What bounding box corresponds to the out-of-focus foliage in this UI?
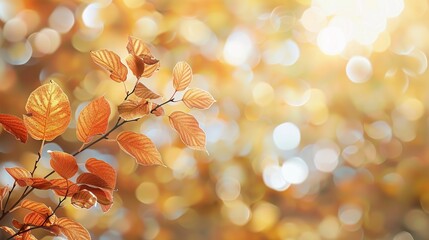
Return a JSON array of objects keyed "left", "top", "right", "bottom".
[{"left": 1, "top": 0, "right": 429, "bottom": 239}]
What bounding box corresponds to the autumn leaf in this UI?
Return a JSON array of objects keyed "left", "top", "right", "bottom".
[
  {"left": 50, "top": 179, "right": 79, "bottom": 197},
  {"left": 142, "top": 61, "right": 160, "bottom": 78},
  {"left": 0, "top": 113, "right": 28, "bottom": 143},
  {"left": 183, "top": 88, "right": 216, "bottom": 109},
  {"left": 85, "top": 158, "right": 116, "bottom": 190},
  {"left": 55, "top": 217, "right": 91, "bottom": 240},
  {"left": 150, "top": 104, "right": 165, "bottom": 117},
  {"left": 20, "top": 199, "right": 52, "bottom": 216},
  {"left": 90, "top": 49, "right": 128, "bottom": 82},
  {"left": 5, "top": 167, "right": 32, "bottom": 187},
  {"left": 30, "top": 178, "right": 53, "bottom": 190},
  {"left": 116, "top": 131, "right": 164, "bottom": 166},
  {"left": 76, "top": 96, "right": 111, "bottom": 143},
  {"left": 127, "top": 36, "right": 152, "bottom": 56},
  {"left": 134, "top": 82, "right": 161, "bottom": 99},
  {"left": 169, "top": 111, "right": 206, "bottom": 151},
  {"left": 126, "top": 54, "right": 145, "bottom": 79},
  {"left": 118, "top": 99, "right": 150, "bottom": 121},
  {"left": 173, "top": 61, "right": 192, "bottom": 91},
  {"left": 23, "top": 81, "right": 71, "bottom": 141},
  {"left": 0, "top": 185, "right": 9, "bottom": 202},
  {"left": 49, "top": 151, "right": 78, "bottom": 179},
  {"left": 78, "top": 185, "right": 113, "bottom": 212},
  {"left": 77, "top": 173, "right": 111, "bottom": 190},
  {"left": 24, "top": 212, "right": 47, "bottom": 226},
  {"left": 71, "top": 190, "right": 97, "bottom": 209}
]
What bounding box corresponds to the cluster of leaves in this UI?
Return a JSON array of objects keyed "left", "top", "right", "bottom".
[{"left": 0, "top": 36, "right": 215, "bottom": 239}]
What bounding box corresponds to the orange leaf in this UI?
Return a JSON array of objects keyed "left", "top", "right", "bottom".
[
  {"left": 173, "top": 61, "right": 192, "bottom": 91},
  {"left": 77, "top": 173, "right": 111, "bottom": 190},
  {"left": 71, "top": 190, "right": 97, "bottom": 209},
  {"left": 5, "top": 167, "right": 32, "bottom": 187},
  {"left": 0, "top": 185, "right": 9, "bottom": 202},
  {"left": 50, "top": 179, "right": 79, "bottom": 197},
  {"left": 23, "top": 81, "right": 71, "bottom": 141},
  {"left": 169, "top": 111, "right": 206, "bottom": 151},
  {"left": 151, "top": 104, "right": 165, "bottom": 117},
  {"left": 85, "top": 158, "right": 116, "bottom": 190},
  {"left": 0, "top": 113, "right": 28, "bottom": 143},
  {"left": 116, "top": 131, "right": 164, "bottom": 166},
  {"left": 23, "top": 212, "right": 46, "bottom": 226},
  {"left": 55, "top": 217, "right": 91, "bottom": 240},
  {"left": 183, "top": 88, "right": 216, "bottom": 109},
  {"left": 49, "top": 151, "right": 78, "bottom": 179},
  {"left": 135, "top": 83, "right": 160, "bottom": 99},
  {"left": 127, "top": 36, "right": 152, "bottom": 56},
  {"left": 79, "top": 185, "right": 113, "bottom": 209},
  {"left": 76, "top": 96, "right": 111, "bottom": 143},
  {"left": 118, "top": 99, "right": 150, "bottom": 121},
  {"left": 142, "top": 61, "right": 160, "bottom": 78},
  {"left": 126, "top": 54, "right": 145, "bottom": 79},
  {"left": 20, "top": 199, "right": 52, "bottom": 216},
  {"left": 90, "top": 49, "right": 128, "bottom": 82},
  {"left": 30, "top": 178, "right": 53, "bottom": 189}
]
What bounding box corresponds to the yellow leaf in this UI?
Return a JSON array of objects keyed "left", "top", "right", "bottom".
[
  {"left": 172, "top": 61, "right": 192, "bottom": 91},
  {"left": 76, "top": 96, "right": 111, "bottom": 143},
  {"left": 90, "top": 49, "right": 128, "bottom": 82},
  {"left": 118, "top": 99, "right": 150, "bottom": 121},
  {"left": 49, "top": 151, "right": 78, "bottom": 179},
  {"left": 168, "top": 111, "right": 206, "bottom": 151},
  {"left": 127, "top": 36, "right": 152, "bottom": 56},
  {"left": 142, "top": 61, "right": 160, "bottom": 78},
  {"left": 23, "top": 82, "right": 71, "bottom": 141},
  {"left": 183, "top": 88, "right": 216, "bottom": 109},
  {"left": 116, "top": 131, "right": 164, "bottom": 166},
  {"left": 134, "top": 83, "right": 160, "bottom": 99}
]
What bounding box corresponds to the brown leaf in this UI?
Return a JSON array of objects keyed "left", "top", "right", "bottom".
[
  {"left": 118, "top": 99, "right": 150, "bottom": 121},
  {"left": 173, "top": 61, "right": 192, "bottom": 91},
  {"left": 77, "top": 173, "right": 111, "bottom": 190},
  {"left": 20, "top": 199, "right": 52, "bottom": 216},
  {"left": 79, "top": 185, "right": 113, "bottom": 211},
  {"left": 0, "top": 113, "right": 28, "bottom": 143},
  {"left": 49, "top": 151, "right": 78, "bottom": 179},
  {"left": 127, "top": 36, "right": 152, "bottom": 56},
  {"left": 126, "top": 54, "right": 145, "bottom": 79},
  {"left": 169, "top": 111, "right": 206, "bottom": 151},
  {"left": 85, "top": 158, "right": 116, "bottom": 190},
  {"left": 142, "top": 61, "right": 160, "bottom": 78},
  {"left": 5, "top": 167, "right": 32, "bottom": 187},
  {"left": 23, "top": 81, "right": 71, "bottom": 141},
  {"left": 142, "top": 55, "right": 159, "bottom": 65},
  {"left": 76, "top": 96, "right": 111, "bottom": 143},
  {"left": 183, "top": 88, "right": 216, "bottom": 109},
  {"left": 151, "top": 104, "right": 165, "bottom": 117},
  {"left": 50, "top": 179, "right": 79, "bottom": 197},
  {"left": 55, "top": 217, "right": 91, "bottom": 240},
  {"left": 134, "top": 83, "right": 161, "bottom": 99},
  {"left": 71, "top": 190, "right": 97, "bottom": 209},
  {"left": 90, "top": 49, "right": 128, "bottom": 82},
  {"left": 116, "top": 131, "right": 164, "bottom": 166}
]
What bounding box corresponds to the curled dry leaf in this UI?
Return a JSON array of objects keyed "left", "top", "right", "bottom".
[
  {"left": 116, "top": 131, "right": 165, "bottom": 166},
  {"left": 76, "top": 96, "right": 111, "bottom": 143},
  {"left": 79, "top": 185, "right": 113, "bottom": 212},
  {"left": 49, "top": 151, "right": 78, "bottom": 179},
  {"left": 127, "top": 36, "right": 152, "bottom": 56},
  {"left": 0, "top": 113, "right": 28, "bottom": 143},
  {"left": 55, "top": 217, "right": 91, "bottom": 240},
  {"left": 85, "top": 158, "right": 116, "bottom": 190},
  {"left": 5, "top": 167, "right": 32, "bottom": 187},
  {"left": 183, "top": 88, "right": 216, "bottom": 109},
  {"left": 169, "top": 111, "right": 206, "bottom": 151},
  {"left": 126, "top": 54, "right": 145, "bottom": 79},
  {"left": 173, "top": 61, "right": 193, "bottom": 91},
  {"left": 71, "top": 190, "right": 97, "bottom": 209},
  {"left": 90, "top": 49, "right": 128, "bottom": 82},
  {"left": 134, "top": 82, "right": 161, "bottom": 99},
  {"left": 118, "top": 99, "right": 150, "bottom": 121},
  {"left": 23, "top": 81, "right": 71, "bottom": 141}
]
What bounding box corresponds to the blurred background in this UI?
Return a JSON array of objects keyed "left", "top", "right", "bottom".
[{"left": 1, "top": 0, "right": 429, "bottom": 239}]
